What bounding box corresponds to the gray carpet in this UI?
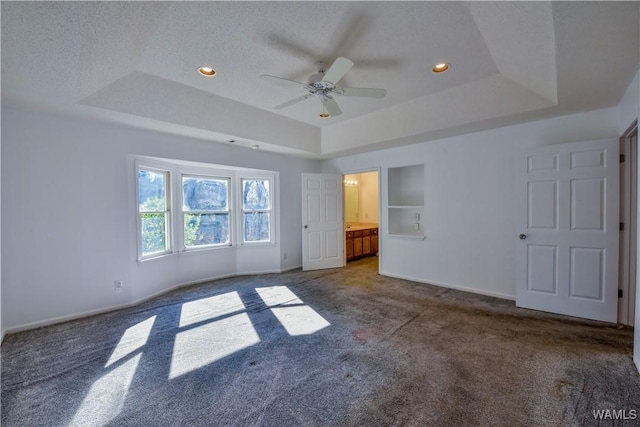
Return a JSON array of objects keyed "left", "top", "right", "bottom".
[{"left": 2, "top": 257, "right": 640, "bottom": 426}]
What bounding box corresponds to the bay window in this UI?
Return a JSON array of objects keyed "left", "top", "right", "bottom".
[
  {"left": 182, "top": 175, "right": 231, "bottom": 247},
  {"left": 136, "top": 157, "right": 277, "bottom": 260}
]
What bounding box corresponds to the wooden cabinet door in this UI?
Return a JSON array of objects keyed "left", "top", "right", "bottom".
[
  {"left": 346, "top": 228, "right": 378, "bottom": 261},
  {"left": 363, "top": 236, "right": 371, "bottom": 254},
  {"left": 346, "top": 236, "right": 354, "bottom": 259},
  {"left": 354, "top": 237, "right": 363, "bottom": 256}
]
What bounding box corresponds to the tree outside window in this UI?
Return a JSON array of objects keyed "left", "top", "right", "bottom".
[
  {"left": 138, "top": 169, "right": 171, "bottom": 257},
  {"left": 137, "top": 160, "right": 276, "bottom": 259},
  {"left": 183, "top": 176, "right": 230, "bottom": 247},
  {"left": 241, "top": 179, "right": 271, "bottom": 243}
]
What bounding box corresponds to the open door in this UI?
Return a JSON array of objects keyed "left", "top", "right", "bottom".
[
  {"left": 619, "top": 125, "right": 638, "bottom": 325},
  {"left": 302, "top": 173, "right": 344, "bottom": 271},
  {"left": 516, "top": 138, "right": 619, "bottom": 322}
]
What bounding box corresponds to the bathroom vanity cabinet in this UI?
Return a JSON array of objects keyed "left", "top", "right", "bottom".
[{"left": 346, "top": 226, "right": 378, "bottom": 261}]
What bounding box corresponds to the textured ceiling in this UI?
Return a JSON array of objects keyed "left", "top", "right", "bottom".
[{"left": 1, "top": 1, "right": 638, "bottom": 158}]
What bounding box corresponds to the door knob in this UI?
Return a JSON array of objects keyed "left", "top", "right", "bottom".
[
  {"left": 304, "top": 225, "right": 308, "bottom": 229},
  {"left": 519, "top": 234, "right": 527, "bottom": 240}
]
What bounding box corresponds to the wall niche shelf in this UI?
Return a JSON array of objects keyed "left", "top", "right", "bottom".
[
  {"left": 387, "top": 232, "right": 426, "bottom": 240},
  {"left": 387, "top": 164, "right": 425, "bottom": 238}
]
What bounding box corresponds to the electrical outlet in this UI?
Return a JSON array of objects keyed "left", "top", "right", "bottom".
[
  {"left": 415, "top": 223, "right": 420, "bottom": 230},
  {"left": 114, "top": 280, "right": 123, "bottom": 292}
]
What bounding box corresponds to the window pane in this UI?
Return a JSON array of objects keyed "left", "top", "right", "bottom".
[
  {"left": 184, "top": 213, "right": 229, "bottom": 246},
  {"left": 242, "top": 180, "right": 270, "bottom": 210},
  {"left": 141, "top": 213, "right": 167, "bottom": 255},
  {"left": 243, "top": 212, "right": 270, "bottom": 242},
  {"left": 183, "top": 177, "right": 228, "bottom": 212},
  {"left": 138, "top": 170, "right": 166, "bottom": 211}
]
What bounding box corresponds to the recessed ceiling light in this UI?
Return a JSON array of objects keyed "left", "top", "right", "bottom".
[
  {"left": 198, "top": 66, "right": 216, "bottom": 77},
  {"left": 319, "top": 113, "right": 330, "bottom": 119},
  {"left": 432, "top": 63, "right": 450, "bottom": 73}
]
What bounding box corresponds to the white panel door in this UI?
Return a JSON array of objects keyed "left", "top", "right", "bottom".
[
  {"left": 302, "top": 173, "right": 344, "bottom": 271},
  {"left": 516, "top": 139, "right": 619, "bottom": 322}
]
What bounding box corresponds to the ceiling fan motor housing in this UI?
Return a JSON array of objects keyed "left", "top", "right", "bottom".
[
  {"left": 262, "top": 57, "right": 385, "bottom": 117},
  {"left": 314, "top": 61, "right": 327, "bottom": 73},
  {"left": 308, "top": 73, "right": 325, "bottom": 85},
  {"left": 308, "top": 61, "right": 327, "bottom": 84}
]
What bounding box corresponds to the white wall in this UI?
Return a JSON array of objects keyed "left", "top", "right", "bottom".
[
  {"left": 1, "top": 107, "right": 320, "bottom": 332},
  {"left": 322, "top": 107, "right": 619, "bottom": 299},
  {"left": 620, "top": 69, "right": 639, "bottom": 134}
]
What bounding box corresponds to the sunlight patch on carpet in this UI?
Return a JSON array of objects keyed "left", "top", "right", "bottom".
[
  {"left": 105, "top": 316, "right": 156, "bottom": 368},
  {"left": 255, "top": 286, "right": 303, "bottom": 306},
  {"left": 169, "top": 312, "right": 260, "bottom": 379},
  {"left": 179, "top": 291, "right": 245, "bottom": 328},
  {"left": 257, "top": 286, "right": 330, "bottom": 336},
  {"left": 71, "top": 354, "right": 142, "bottom": 426},
  {"left": 270, "top": 306, "right": 330, "bottom": 335}
]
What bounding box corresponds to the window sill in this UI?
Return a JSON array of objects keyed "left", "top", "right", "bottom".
[
  {"left": 137, "top": 251, "right": 179, "bottom": 263},
  {"left": 237, "top": 241, "right": 277, "bottom": 248},
  {"left": 137, "top": 242, "right": 277, "bottom": 263}
]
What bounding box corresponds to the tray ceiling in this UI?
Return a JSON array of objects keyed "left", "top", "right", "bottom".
[{"left": 2, "top": 1, "right": 638, "bottom": 158}]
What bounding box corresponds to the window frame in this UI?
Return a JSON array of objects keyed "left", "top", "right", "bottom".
[
  {"left": 134, "top": 157, "right": 278, "bottom": 262},
  {"left": 239, "top": 175, "right": 275, "bottom": 245},
  {"left": 181, "top": 174, "right": 233, "bottom": 250},
  {"left": 136, "top": 164, "right": 172, "bottom": 260}
]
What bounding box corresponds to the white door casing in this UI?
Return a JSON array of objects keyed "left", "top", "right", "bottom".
[
  {"left": 516, "top": 139, "right": 619, "bottom": 323},
  {"left": 619, "top": 128, "right": 638, "bottom": 325},
  {"left": 302, "top": 173, "right": 344, "bottom": 271}
]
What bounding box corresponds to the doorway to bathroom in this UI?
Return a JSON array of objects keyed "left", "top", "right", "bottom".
[{"left": 343, "top": 170, "right": 380, "bottom": 263}]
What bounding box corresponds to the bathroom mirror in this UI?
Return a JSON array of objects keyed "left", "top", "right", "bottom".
[
  {"left": 344, "top": 171, "right": 379, "bottom": 226},
  {"left": 345, "top": 186, "right": 359, "bottom": 223}
]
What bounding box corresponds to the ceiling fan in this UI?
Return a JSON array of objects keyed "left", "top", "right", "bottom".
[{"left": 260, "top": 57, "right": 386, "bottom": 117}]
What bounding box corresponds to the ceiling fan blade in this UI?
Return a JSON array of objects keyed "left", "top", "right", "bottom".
[
  {"left": 338, "top": 87, "right": 387, "bottom": 98},
  {"left": 321, "top": 57, "right": 354, "bottom": 86},
  {"left": 322, "top": 97, "right": 342, "bottom": 116},
  {"left": 274, "top": 94, "right": 312, "bottom": 110},
  {"left": 266, "top": 34, "right": 318, "bottom": 61},
  {"left": 260, "top": 75, "right": 309, "bottom": 88}
]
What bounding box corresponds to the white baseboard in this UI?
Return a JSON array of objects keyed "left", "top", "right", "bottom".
[
  {"left": 280, "top": 264, "right": 302, "bottom": 273},
  {"left": 379, "top": 270, "right": 516, "bottom": 301},
  {"left": 4, "top": 302, "right": 142, "bottom": 334},
  {"left": 237, "top": 269, "right": 283, "bottom": 276},
  {"left": 3, "top": 265, "right": 303, "bottom": 336}
]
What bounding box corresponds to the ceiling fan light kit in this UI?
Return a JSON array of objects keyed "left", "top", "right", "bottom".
[{"left": 260, "top": 57, "right": 387, "bottom": 119}]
